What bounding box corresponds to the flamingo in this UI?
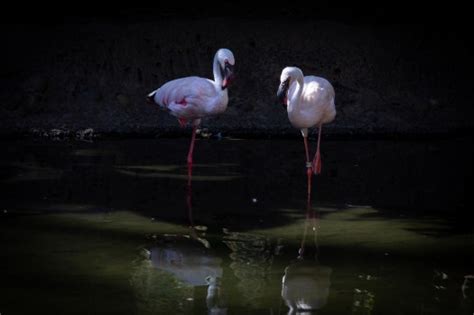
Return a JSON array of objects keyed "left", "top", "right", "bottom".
[
  {"left": 277, "top": 66, "right": 336, "bottom": 194},
  {"left": 147, "top": 48, "right": 235, "bottom": 184}
]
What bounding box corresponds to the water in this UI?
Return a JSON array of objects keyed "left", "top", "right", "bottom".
[{"left": 0, "top": 137, "right": 473, "bottom": 314}]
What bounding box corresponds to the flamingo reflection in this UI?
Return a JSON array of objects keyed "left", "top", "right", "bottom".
[
  {"left": 186, "top": 176, "right": 227, "bottom": 314},
  {"left": 281, "top": 193, "right": 332, "bottom": 314},
  {"left": 135, "top": 179, "right": 227, "bottom": 314}
]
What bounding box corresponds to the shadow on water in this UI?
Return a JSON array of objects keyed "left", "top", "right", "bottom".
[{"left": 1, "top": 137, "right": 474, "bottom": 314}]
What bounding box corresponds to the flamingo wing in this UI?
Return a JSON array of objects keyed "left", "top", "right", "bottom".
[
  {"left": 299, "top": 77, "right": 335, "bottom": 125},
  {"left": 155, "top": 77, "right": 218, "bottom": 120}
]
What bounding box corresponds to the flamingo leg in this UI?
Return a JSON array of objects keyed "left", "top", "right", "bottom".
[
  {"left": 298, "top": 206, "right": 311, "bottom": 259},
  {"left": 186, "top": 178, "right": 193, "bottom": 226},
  {"left": 303, "top": 136, "right": 312, "bottom": 202},
  {"left": 299, "top": 188, "right": 319, "bottom": 260},
  {"left": 186, "top": 176, "right": 199, "bottom": 242},
  {"left": 312, "top": 124, "right": 323, "bottom": 175},
  {"left": 187, "top": 125, "right": 198, "bottom": 186},
  {"left": 303, "top": 136, "right": 311, "bottom": 163}
]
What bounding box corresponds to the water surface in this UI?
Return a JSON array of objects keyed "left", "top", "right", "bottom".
[{"left": 1, "top": 137, "right": 473, "bottom": 314}]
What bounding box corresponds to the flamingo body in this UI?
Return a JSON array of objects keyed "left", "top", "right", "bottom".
[
  {"left": 152, "top": 76, "right": 229, "bottom": 123},
  {"left": 147, "top": 48, "right": 235, "bottom": 183},
  {"left": 277, "top": 66, "right": 336, "bottom": 176},
  {"left": 286, "top": 76, "right": 336, "bottom": 132}
]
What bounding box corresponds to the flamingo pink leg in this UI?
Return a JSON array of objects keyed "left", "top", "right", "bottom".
[
  {"left": 312, "top": 124, "right": 323, "bottom": 175},
  {"left": 187, "top": 125, "right": 197, "bottom": 186},
  {"left": 186, "top": 177, "right": 193, "bottom": 226},
  {"left": 303, "top": 136, "right": 312, "bottom": 201},
  {"left": 299, "top": 184, "right": 318, "bottom": 260},
  {"left": 298, "top": 206, "right": 311, "bottom": 259},
  {"left": 303, "top": 136, "right": 310, "bottom": 163}
]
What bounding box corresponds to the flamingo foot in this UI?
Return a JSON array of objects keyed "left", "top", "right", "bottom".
[
  {"left": 313, "top": 152, "right": 321, "bottom": 175},
  {"left": 306, "top": 162, "right": 312, "bottom": 199}
]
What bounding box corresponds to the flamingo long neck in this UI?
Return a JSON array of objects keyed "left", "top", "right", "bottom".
[
  {"left": 288, "top": 73, "right": 304, "bottom": 113},
  {"left": 213, "top": 54, "right": 223, "bottom": 87}
]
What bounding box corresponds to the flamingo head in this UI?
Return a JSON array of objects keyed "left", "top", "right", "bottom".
[
  {"left": 278, "top": 67, "right": 303, "bottom": 108},
  {"left": 217, "top": 48, "right": 235, "bottom": 89},
  {"left": 277, "top": 75, "right": 290, "bottom": 108}
]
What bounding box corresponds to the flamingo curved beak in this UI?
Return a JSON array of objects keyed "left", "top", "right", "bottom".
[
  {"left": 277, "top": 78, "right": 290, "bottom": 108},
  {"left": 222, "top": 62, "right": 234, "bottom": 89}
]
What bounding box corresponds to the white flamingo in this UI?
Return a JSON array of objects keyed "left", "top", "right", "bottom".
[
  {"left": 147, "top": 48, "right": 235, "bottom": 183},
  {"left": 277, "top": 66, "right": 336, "bottom": 186}
]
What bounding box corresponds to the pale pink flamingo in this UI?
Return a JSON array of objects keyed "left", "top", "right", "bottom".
[
  {"left": 147, "top": 48, "right": 235, "bottom": 184},
  {"left": 277, "top": 66, "right": 336, "bottom": 194}
]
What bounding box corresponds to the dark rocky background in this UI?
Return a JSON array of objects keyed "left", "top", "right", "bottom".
[{"left": 1, "top": 3, "right": 472, "bottom": 138}]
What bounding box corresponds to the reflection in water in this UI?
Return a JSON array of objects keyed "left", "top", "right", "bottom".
[
  {"left": 461, "top": 275, "right": 474, "bottom": 315},
  {"left": 462, "top": 275, "right": 474, "bottom": 300},
  {"left": 351, "top": 289, "right": 375, "bottom": 315},
  {"left": 149, "top": 240, "right": 222, "bottom": 286},
  {"left": 129, "top": 251, "right": 195, "bottom": 314},
  {"left": 282, "top": 259, "right": 332, "bottom": 314},
  {"left": 432, "top": 269, "right": 449, "bottom": 307},
  {"left": 206, "top": 275, "right": 227, "bottom": 315},
  {"left": 223, "top": 229, "right": 277, "bottom": 308},
  {"left": 2, "top": 139, "right": 474, "bottom": 315},
  {"left": 130, "top": 176, "right": 227, "bottom": 314},
  {"left": 130, "top": 245, "right": 226, "bottom": 314},
  {"left": 281, "top": 204, "right": 332, "bottom": 314}
]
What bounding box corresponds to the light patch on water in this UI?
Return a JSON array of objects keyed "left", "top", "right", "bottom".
[
  {"left": 2, "top": 162, "right": 63, "bottom": 182},
  {"left": 13, "top": 203, "right": 100, "bottom": 214},
  {"left": 250, "top": 206, "right": 474, "bottom": 256},
  {"left": 55, "top": 210, "right": 189, "bottom": 236},
  {"left": 115, "top": 168, "right": 241, "bottom": 181},
  {"left": 72, "top": 149, "right": 118, "bottom": 156},
  {"left": 116, "top": 164, "right": 181, "bottom": 172},
  {"left": 130, "top": 254, "right": 195, "bottom": 314}
]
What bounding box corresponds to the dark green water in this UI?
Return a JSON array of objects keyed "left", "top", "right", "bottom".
[{"left": 0, "top": 137, "right": 473, "bottom": 314}]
